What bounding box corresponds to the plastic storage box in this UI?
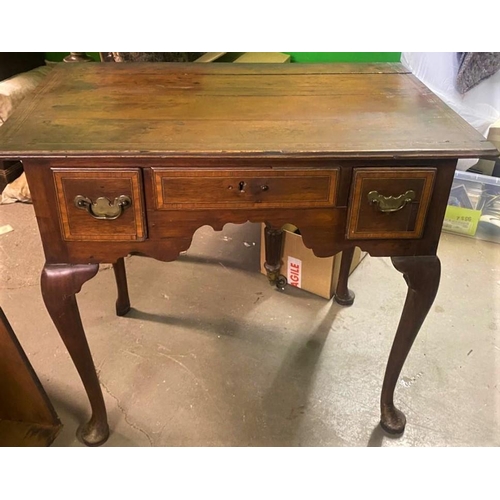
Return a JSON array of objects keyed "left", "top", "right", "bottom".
[{"left": 443, "top": 170, "right": 500, "bottom": 244}]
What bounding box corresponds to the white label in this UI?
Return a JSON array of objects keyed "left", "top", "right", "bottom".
[
  {"left": 287, "top": 256, "right": 302, "bottom": 289},
  {"left": 443, "top": 219, "right": 473, "bottom": 234}
]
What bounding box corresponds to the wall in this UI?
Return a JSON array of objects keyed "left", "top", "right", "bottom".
[
  {"left": 284, "top": 52, "right": 400, "bottom": 63},
  {"left": 45, "top": 52, "right": 401, "bottom": 63}
]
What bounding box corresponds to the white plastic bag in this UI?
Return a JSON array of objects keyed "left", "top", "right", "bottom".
[
  {"left": 401, "top": 52, "right": 500, "bottom": 170},
  {"left": 0, "top": 172, "right": 31, "bottom": 204}
]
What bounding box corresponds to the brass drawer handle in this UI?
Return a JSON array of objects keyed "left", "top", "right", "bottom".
[
  {"left": 367, "top": 190, "right": 415, "bottom": 213},
  {"left": 74, "top": 195, "right": 132, "bottom": 220}
]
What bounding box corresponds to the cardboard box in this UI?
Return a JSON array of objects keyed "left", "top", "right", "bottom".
[
  {"left": 195, "top": 52, "right": 291, "bottom": 64},
  {"left": 472, "top": 118, "right": 500, "bottom": 176},
  {"left": 234, "top": 53, "right": 291, "bottom": 64},
  {"left": 194, "top": 52, "right": 244, "bottom": 63},
  {"left": 259, "top": 224, "right": 366, "bottom": 299}
]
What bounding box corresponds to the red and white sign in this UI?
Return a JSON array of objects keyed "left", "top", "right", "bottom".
[{"left": 287, "top": 256, "right": 302, "bottom": 288}]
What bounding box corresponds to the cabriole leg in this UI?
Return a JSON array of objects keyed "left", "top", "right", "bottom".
[
  {"left": 113, "top": 257, "right": 131, "bottom": 316},
  {"left": 41, "top": 263, "right": 109, "bottom": 446},
  {"left": 380, "top": 255, "right": 440, "bottom": 434},
  {"left": 263, "top": 224, "right": 285, "bottom": 289},
  {"left": 334, "top": 247, "right": 356, "bottom": 306}
]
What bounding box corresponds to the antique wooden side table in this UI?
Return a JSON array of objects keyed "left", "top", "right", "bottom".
[{"left": 0, "top": 62, "right": 496, "bottom": 446}]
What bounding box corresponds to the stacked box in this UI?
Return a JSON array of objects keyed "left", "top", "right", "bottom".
[{"left": 443, "top": 170, "right": 500, "bottom": 244}]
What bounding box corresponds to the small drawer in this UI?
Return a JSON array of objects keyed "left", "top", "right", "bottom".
[
  {"left": 152, "top": 168, "right": 338, "bottom": 210},
  {"left": 347, "top": 168, "right": 436, "bottom": 239},
  {"left": 52, "top": 168, "right": 146, "bottom": 241}
]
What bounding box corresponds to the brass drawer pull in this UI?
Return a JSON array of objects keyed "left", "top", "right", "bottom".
[
  {"left": 74, "top": 195, "right": 132, "bottom": 220},
  {"left": 367, "top": 190, "right": 415, "bottom": 213}
]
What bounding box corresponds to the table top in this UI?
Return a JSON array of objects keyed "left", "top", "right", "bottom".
[{"left": 0, "top": 62, "right": 497, "bottom": 161}]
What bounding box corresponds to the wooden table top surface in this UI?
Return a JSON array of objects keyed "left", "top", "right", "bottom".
[{"left": 0, "top": 62, "right": 497, "bottom": 160}]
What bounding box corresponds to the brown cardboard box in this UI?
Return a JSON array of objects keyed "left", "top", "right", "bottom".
[
  {"left": 234, "top": 53, "right": 291, "bottom": 64},
  {"left": 260, "top": 224, "right": 366, "bottom": 299},
  {"left": 474, "top": 118, "right": 500, "bottom": 175},
  {"left": 195, "top": 52, "right": 290, "bottom": 64},
  {"left": 489, "top": 118, "right": 500, "bottom": 149}
]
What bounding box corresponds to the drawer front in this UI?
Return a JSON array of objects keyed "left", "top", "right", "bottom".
[
  {"left": 52, "top": 168, "right": 146, "bottom": 241},
  {"left": 347, "top": 168, "right": 436, "bottom": 239},
  {"left": 152, "top": 168, "right": 338, "bottom": 209}
]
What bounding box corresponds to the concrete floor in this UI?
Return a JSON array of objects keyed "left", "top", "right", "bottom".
[{"left": 1, "top": 202, "right": 499, "bottom": 446}]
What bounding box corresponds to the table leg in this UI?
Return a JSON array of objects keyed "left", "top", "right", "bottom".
[
  {"left": 41, "top": 264, "right": 109, "bottom": 446},
  {"left": 113, "top": 258, "right": 131, "bottom": 316},
  {"left": 263, "top": 224, "right": 285, "bottom": 288},
  {"left": 380, "top": 255, "right": 440, "bottom": 434},
  {"left": 334, "top": 247, "right": 356, "bottom": 306}
]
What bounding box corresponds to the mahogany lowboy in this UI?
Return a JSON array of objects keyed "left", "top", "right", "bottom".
[{"left": 0, "top": 62, "right": 497, "bottom": 446}]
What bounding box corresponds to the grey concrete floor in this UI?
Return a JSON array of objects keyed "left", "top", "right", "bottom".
[{"left": 1, "top": 202, "right": 499, "bottom": 446}]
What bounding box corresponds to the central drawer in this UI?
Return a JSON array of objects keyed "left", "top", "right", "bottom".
[{"left": 152, "top": 168, "right": 339, "bottom": 210}]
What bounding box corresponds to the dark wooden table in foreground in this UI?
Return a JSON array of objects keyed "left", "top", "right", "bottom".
[
  {"left": 0, "top": 308, "right": 62, "bottom": 446},
  {"left": 0, "top": 62, "right": 497, "bottom": 446}
]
